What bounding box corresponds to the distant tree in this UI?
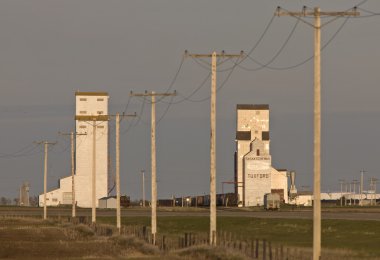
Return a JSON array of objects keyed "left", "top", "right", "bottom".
[
  {"left": 29, "top": 196, "right": 39, "bottom": 207},
  {"left": 130, "top": 200, "right": 142, "bottom": 206},
  {"left": 13, "top": 198, "right": 19, "bottom": 206},
  {"left": 0, "top": 197, "right": 12, "bottom": 205},
  {"left": 0, "top": 197, "right": 8, "bottom": 205}
]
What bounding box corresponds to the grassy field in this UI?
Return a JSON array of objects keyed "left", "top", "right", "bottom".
[
  {"left": 1, "top": 208, "right": 380, "bottom": 259},
  {"left": 96, "top": 216, "right": 380, "bottom": 258},
  {"left": 0, "top": 217, "right": 251, "bottom": 259}
]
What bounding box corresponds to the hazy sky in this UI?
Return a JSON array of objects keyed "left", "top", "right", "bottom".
[{"left": 1, "top": 0, "right": 380, "bottom": 200}]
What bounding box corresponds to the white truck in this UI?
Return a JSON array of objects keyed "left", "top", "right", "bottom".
[{"left": 264, "top": 193, "right": 280, "bottom": 210}]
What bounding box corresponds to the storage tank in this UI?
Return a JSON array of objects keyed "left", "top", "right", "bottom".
[{"left": 289, "top": 171, "right": 298, "bottom": 199}]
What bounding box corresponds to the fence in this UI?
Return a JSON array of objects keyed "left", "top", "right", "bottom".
[
  {"left": 1, "top": 215, "right": 313, "bottom": 259},
  {"left": 76, "top": 219, "right": 313, "bottom": 259}
]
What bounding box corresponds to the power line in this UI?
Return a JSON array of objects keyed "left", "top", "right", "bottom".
[
  {"left": 0, "top": 143, "right": 36, "bottom": 156},
  {"left": 0, "top": 143, "right": 42, "bottom": 159},
  {"left": 121, "top": 96, "right": 146, "bottom": 134},
  {"left": 237, "top": 15, "right": 350, "bottom": 71},
  {"left": 156, "top": 94, "right": 176, "bottom": 125},
  {"left": 154, "top": 54, "right": 185, "bottom": 104},
  {"left": 215, "top": 14, "right": 276, "bottom": 73},
  {"left": 236, "top": 2, "right": 366, "bottom": 72},
  {"left": 183, "top": 56, "right": 240, "bottom": 103},
  {"left": 161, "top": 71, "right": 211, "bottom": 105},
  {"left": 122, "top": 95, "right": 132, "bottom": 115},
  {"left": 239, "top": 18, "right": 300, "bottom": 72},
  {"left": 161, "top": 55, "right": 242, "bottom": 105},
  {"left": 118, "top": 54, "right": 185, "bottom": 129},
  {"left": 356, "top": 6, "right": 380, "bottom": 17}
]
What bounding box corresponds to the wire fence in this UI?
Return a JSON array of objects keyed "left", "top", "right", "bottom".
[
  {"left": 0, "top": 214, "right": 361, "bottom": 259},
  {"left": 63, "top": 216, "right": 312, "bottom": 260}
]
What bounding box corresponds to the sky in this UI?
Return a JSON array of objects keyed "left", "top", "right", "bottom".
[{"left": 0, "top": 0, "right": 380, "bottom": 200}]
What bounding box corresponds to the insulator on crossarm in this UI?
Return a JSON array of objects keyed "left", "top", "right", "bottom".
[{"left": 276, "top": 6, "right": 281, "bottom": 16}]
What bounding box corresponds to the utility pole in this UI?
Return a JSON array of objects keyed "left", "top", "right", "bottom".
[
  {"left": 374, "top": 178, "right": 378, "bottom": 206},
  {"left": 77, "top": 115, "right": 109, "bottom": 223},
  {"left": 59, "top": 131, "right": 87, "bottom": 218},
  {"left": 19, "top": 186, "right": 22, "bottom": 206},
  {"left": 91, "top": 119, "right": 97, "bottom": 223},
  {"left": 277, "top": 6, "right": 359, "bottom": 260},
  {"left": 141, "top": 170, "right": 145, "bottom": 207},
  {"left": 25, "top": 183, "right": 30, "bottom": 206},
  {"left": 352, "top": 180, "right": 358, "bottom": 206},
  {"left": 185, "top": 50, "right": 243, "bottom": 246},
  {"left": 369, "top": 177, "right": 373, "bottom": 205},
  {"left": 369, "top": 177, "right": 378, "bottom": 205},
  {"left": 339, "top": 179, "right": 344, "bottom": 207},
  {"left": 360, "top": 170, "right": 366, "bottom": 206},
  {"left": 35, "top": 141, "right": 56, "bottom": 220},
  {"left": 349, "top": 182, "right": 352, "bottom": 206},
  {"left": 130, "top": 91, "right": 176, "bottom": 245},
  {"left": 112, "top": 112, "right": 136, "bottom": 233}
]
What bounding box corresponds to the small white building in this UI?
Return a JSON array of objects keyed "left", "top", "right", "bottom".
[
  {"left": 289, "top": 191, "right": 313, "bottom": 206},
  {"left": 38, "top": 177, "right": 73, "bottom": 207},
  {"left": 98, "top": 196, "right": 117, "bottom": 209}
]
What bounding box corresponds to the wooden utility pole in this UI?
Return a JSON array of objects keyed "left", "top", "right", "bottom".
[
  {"left": 92, "top": 119, "right": 97, "bottom": 223},
  {"left": 185, "top": 50, "right": 243, "bottom": 246},
  {"left": 277, "top": 6, "right": 359, "bottom": 259},
  {"left": 59, "top": 131, "right": 87, "bottom": 218},
  {"left": 360, "top": 170, "right": 366, "bottom": 206},
  {"left": 369, "top": 177, "right": 378, "bottom": 205},
  {"left": 19, "top": 186, "right": 22, "bottom": 206},
  {"left": 130, "top": 91, "right": 176, "bottom": 245},
  {"left": 373, "top": 178, "right": 378, "bottom": 205},
  {"left": 70, "top": 132, "right": 76, "bottom": 217},
  {"left": 352, "top": 179, "right": 358, "bottom": 206},
  {"left": 339, "top": 179, "right": 345, "bottom": 206},
  {"left": 113, "top": 112, "right": 136, "bottom": 233},
  {"left": 35, "top": 141, "right": 56, "bottom": 220},
  {"left": 141, "top": 170, "right": 145, "bottom": 207},
  {"left": 76, "top": 115, "right": 109, "bottom": 223}
]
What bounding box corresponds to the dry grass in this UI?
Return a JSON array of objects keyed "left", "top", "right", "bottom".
[
  {"left": 1, "top": 216, "right": 378, "bottom": 259},
  {"left": 0, "top": 217, "right": 161, "bottom": 259},
  {"left": 175, "top": 245, "right": 249, "bottom": 260}
]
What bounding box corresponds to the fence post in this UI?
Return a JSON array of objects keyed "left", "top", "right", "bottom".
[
  {"left": 251, "top": 240, "right": 254, "bottom": 258},
  {"left": 255, "top": 239, "right": 259, "bottom": 258},
  {"left": 275, "top": 246, "right": 278, "bottom": 260},
  {"left": 263, "top": 239, "right": 267, "bottom": 260},
  {"left": 269, "top": 241, "right": 272, "bottom": 260},
  {"left": 161, "top": 235, "right": 166, "bottom": 251}
]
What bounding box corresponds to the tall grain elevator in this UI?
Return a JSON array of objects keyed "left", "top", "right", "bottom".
[
  {"left": 75, "top": 92, "right": 109, "bottom": 208},
  {"left": 234, "top": 104, "right": 288, "bottom": 206},
  {"left": 39, "top": 92, "right": 109, "bottom": 208}
]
